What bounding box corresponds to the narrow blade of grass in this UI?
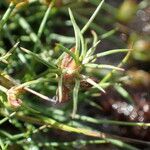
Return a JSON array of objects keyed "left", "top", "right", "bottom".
[
  {"left": 88, "top": 0, "right": 116, "bottom": 15},
  {"left": 82, "top": 75, "right": 105, "bottom": 93},
  {"left": 74, "top": 114, "right": 150, "bottom": 127},
  {"left": 20, "top": 47, "right": 57, "bottom": 69},
  {"left": 81, "top": 0, "right": 105, "bottom": 34},
  {"left": 25, "top": 87, "right": 56, "bottom": 103},
  {"left": 37, "top": 0, "right": 55, "bottom": 38},
  {"left": 72, "top": 79, "right": 80, "bottom": 118},
  {"left": 58, "top": 74, "right": 63, "bottom": 103},
  {"left": 72, "top": 11, "right": 123, "bottom": 46},
  {"left": 15, "top": 78, "right": 47, "bottom": 89},
  {"left": 69, "top": 8, "right": 81, "bottom": 57},
  {"left": 36, "top": 139, "right": 138, "bottom": 150},
  {"left": 92, "top": 30, "right": 98, "bottom": 46},
  {"left": 100, "top": 28, "right": 117, "bottom": 39},
  {"left": 106, "top": 138, "right": 139, "bottom": 150},
  {"left": 16, "top": 14, "right": 39, "bottom": 43},
  {"left": 84, "top": 30, "right": 100, "bottom": 59},
  {"left": 100, "top": 49, "right": 132, "bottom": 84},
  {"left": 86, "top": 49, "right": 130, "bottom": 62},
  {"left": 114, "top": 84, "right": 134, "bottom": 104},
  {"left": 0, "top": 112, "right": 16, "bottom": 125},
  {"left": 85, "top": 63, "right": 124, "bottom": 71},
  {"left": 0, "top": 2, "right": 15, "bottom": 31},
  {"left": 83, "top": 40, "right": 101, "bottom": 63},
  {"left": 50, "top": 33, "right": 75, "bottom": 44},
  {"left": 0, "top": 42, "right": 19, "bottom": 63},
  {"left": 16, "top": 14, "right": 45, "bottom": 51}
]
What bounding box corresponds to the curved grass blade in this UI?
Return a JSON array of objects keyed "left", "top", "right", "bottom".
[
  {"left": 58, "top": 74, "right": 63, "bottom": 103},
  {"left": 114, "top": 84, "right": 134, "bottom": 104},
  {"left": 81, "top": 0, "right": 105, "bottom": 34},
  {"left": 100, "top": 28, "right": 117, "bottom": 39},
  {"left": 36, "top": 139, "right": 138, "bottom": 150},
  {"left": 87, "top": 49, "right": 130, "bottom": 63},
  {"left": 100, "top": 49, "right": 132, "bottom": 84},
  {"left": 0, "top": 2, "right": 15, "bottom": 31},
  {"left": 74, "top": 114, "right": 150, "bottom": 127},
  {"left": 0, "top": 42, "right": 19, "bottom": 63},
  {"left": 37, "top": 0, "right": 55, "bottom": 38},
  {"left": 0, "top": 112, "right": 16, "bottom": 125},
  {"left": 106, "top": 138, "right": 139, "bottom": 150},
  {"left": 20, "top": 47, "right": 57, "bottom": 69},
  {"left": 82, "top": 75, "right": 105, "bottom": 93},
  {"left": 69, "top": 8, "right": 85, "bottom": 59},
  {"left": 69, "top": 8, "right": 81, "bottom": 57},
  {"left": 72, "top": 79, "right": 80, "bottom": 118},
  {"left": 83, "top": 40, "right": 101, "bottom": 64},
  {"left": 84, "top": 30, "right": 100, "bottom": 59},
  {"left": 85, "top": 63, "right": 124, "bottom": 71}
]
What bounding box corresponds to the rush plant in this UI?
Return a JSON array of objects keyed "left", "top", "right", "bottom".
[
  {"left": 1, "top": 1, "right": 144, "bottom": 150},
  {"left": 16, "top": 0, "right": 130, "bottom": 117}
]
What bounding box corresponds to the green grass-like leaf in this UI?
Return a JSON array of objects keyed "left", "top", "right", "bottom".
[
  {"left": 85, "top": 63, "right": 124, "bottom": 71},
  {"left": 82, "top": 75, "right": 105, "bottom": 93},
  {"left": 0, "top": 2, "right": 15, "bottom": 31},
  {"left": 81, "top": 0, "right": 105, "bottom": 34},
  {"left": 72, "top": 79, "right": 80, "bottom": 118},
  {"left": 20, "top": 47, "right": 58, "bottom": 69}
]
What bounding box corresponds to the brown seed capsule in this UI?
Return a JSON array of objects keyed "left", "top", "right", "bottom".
[
  {"left": 61, "top": 47, "right": 80, "bottom": 83},
  {"left": 7, "top": 87, "right": 23, "bottom": 108},
  {"left": 56, "top": 48, "right": 80, "bottom": 103}
]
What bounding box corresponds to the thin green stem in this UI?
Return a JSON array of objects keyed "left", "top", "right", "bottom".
[
  {"left": 100, "top": 50, "right": 132, "bottom": 84},
  {"left": 24, "top": 87, "right": 56, "bottom": 103},
  {"left": 84, "top": 40, "right": 101, "bottom": 61},
  {"left": 0, "top": 2, "right": 15, "bottom": 31},
  {"left": 0, "top": 130, "right": 24, "bottom": 140},
  {"left": 16, "top": 14, "right": 39, "bottom": 43},
  {"left": 72, "top": 79, "right": 80, "bottom": 118},
  {"left": 114, "top": 84, "right": 134, "bottom": 104},
  {"left": 86, "top": 49, "right": 130, "bottom": 63},
  {"left": 89, "top": 0, "right": 116, "bottom": 15},
  {"left": 0, "top": 42, "right": 19, "bottom": 63},
  {"left": 37, "top": 0, "right": 55, "bottom": 38},
  {"left": 20, "top": 47, "right": 58, "bottom": 69},
  {"left": 58, "top": 74, "right": 63, "bottom": 103},
  {"left": 100, "top": 28, "right": 117, "bottom": 39},
  {"left": 15, "top": 78, "right": 46, "bottom": 89},
  {"left": 85, "top": 63, "right": 124, "bottom": 71},
  {"left": 70, "top": 11, "right": 124, "bottom": 46},
  {"left": 82, "top": 75, "right": 105, "bottom": 93},
  {"left": 106, "top": 138, "right": 139, "bottom": 150},
  {"left": 68, "top": 8, "right": 81, "bottom": 57},
  {"left": 36, "top": 139, "right": 138, "bottom": 150},
  {"left": 74, "top": 114, "right": 150, "bottom": 127},
  {"left": 0, "top": 112, "right": 16, "bottom": 125},
  {"left": 81, "top": 0, "right": 105, "bottom": 34}
]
